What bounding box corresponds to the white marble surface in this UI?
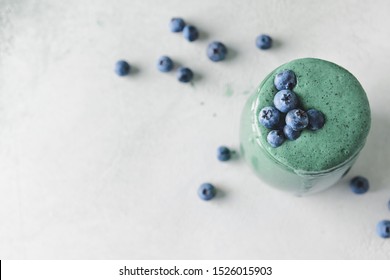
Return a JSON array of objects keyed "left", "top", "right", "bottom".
[{"left": 1, "top": 0, "right": 390, "bottom": 259}]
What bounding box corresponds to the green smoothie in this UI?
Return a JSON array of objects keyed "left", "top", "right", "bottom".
[{"left": 240, "top": 58, "right": 371, "bottom": 195}]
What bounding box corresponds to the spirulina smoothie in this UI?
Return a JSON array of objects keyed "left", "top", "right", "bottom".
[{"left": 240, "top": 58, "right": 371, "bottom": 195}]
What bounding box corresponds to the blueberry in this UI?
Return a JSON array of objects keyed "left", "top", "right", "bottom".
[
  {"left": 183, "top": 25, "right": 199, "bottom": 42},
  {"left": 259, "top": 106, "right": 281, "bottom": 129},
  {"left": 307, "top": 109, "right": 325, "bottom": 130},
  {"left": 349, "top": 176, "right": 369, "bottom": 194},
  {"left": 217, "top": 146, "right": 231, "bottom": 161},
  {"left": 273, "top": 90, "right": 299, "bottom": 113},
  {"left": 207, "top": 41, "right": 228, "bottom": 62},
  {"left": 283, "top": 125, "right": 301, "bottom": 140},
  {"left": 274, "top": 70, "right": 297, "bottom": 90},
  {"left": 285, "top": 109, "right": 309, "bottom": 131},
  {"left": 115, "top": 60, "right": 131, "bottom": 76},
  {"left": 267, "top": 130, "right": 285, "bottom": 148},
  {"left": 376, "top": 220, "right": 390, "bottom": 238},
  {"left": 170, "top": 18, "right": 185, "bottom": 32},
  {"left": 176, "top": 67, "right": 193, "bottom": 83},
  {"left": 256, "top": 34, "right": 272, "bottom": 50},
  {"left": 198, "top": 183, "right": 216, "bottom": 201},
  {"left": 157, "top": 56, "right": 174, "bottom": 72}
]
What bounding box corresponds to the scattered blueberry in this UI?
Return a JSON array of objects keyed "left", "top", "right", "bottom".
[
  {"left": 157, "top": 56, "right": 174, "bottom": 72},
  {"left": 349, "top": 176, "right": 369, "bottom": 194},
  {"left": 274, "top": 70, "right": 297, "bottom": 90},
  {"left": 207, "top": 41, "right": 228, "bottom": 62},
  {"left": 176, "top": 67, "right": 193, "bottom": 83},
  {"left": 285, "top": 109, "right": 309, "bottom": 131},
  {"left": 256, "top": 34, "right": 272, "bottom": 50},
  {"left": 273, "top": 90, "right": 299, "bottom": 113},
  {"left": 170, "top": 18, "right": 185, "bottom": 32},
  {"left": 183, "top": 25, "right": 199, "bottom": 42},
  {"left": 198, "top": 183, "right": 216, "bottom": 201},
  {"left": 267, "top": 130, "right": 285, "bottom": 148},
  {"left": 217, "top": 146, "right": 231, "bottom": 161},
  {"left": 115, "top": 60, "right": 131, "bottom": 76},
  {"left": 259, "top": 106, "right": 281, "bottom": 129},
  {"left": 283, "top": 125, "right": 301, "bottom": 140},
  {"left": 307, "top": 109, "right": 325, "bottom": 130},
  {"left": 376, "top": 220, "right": 390, "bottom": 238}
]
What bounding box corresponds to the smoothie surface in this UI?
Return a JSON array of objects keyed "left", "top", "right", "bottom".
[{"left": 254, "top": 58, "right": 371, "bottom": 172}]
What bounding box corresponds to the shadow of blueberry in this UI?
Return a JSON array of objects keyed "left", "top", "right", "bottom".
[
  {"left": 192, "top": 72, "right": 203, "bottom": 83},
  {"left": 129, "top": 65, "right": 141, "bottom": 76},
  {"left": 225, "top": 46, "right": 238, "bottom": 61},
  {"left": 229, "top": 150, "right": 240, "bottom": 160},
  {"left": 214, "top": 188, "right": 227, "bottom": 200},
  {"left": 270, "top": 38, "right": 283, "bottom": 50},
  {"left": 197, "top": 29, "right": 209, "bottom": 41}
]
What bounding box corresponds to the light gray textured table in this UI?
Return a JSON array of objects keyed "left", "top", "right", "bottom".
[{"left": 1, "top": 0, "right": 390, "bottom": 259}]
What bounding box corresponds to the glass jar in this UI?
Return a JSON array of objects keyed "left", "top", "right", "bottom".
[{"left": 239, "top": 58, "right": 371, "bottom": 196}]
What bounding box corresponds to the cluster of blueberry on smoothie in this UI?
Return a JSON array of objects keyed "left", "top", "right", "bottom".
[{"left": 258, "top": 70, "right": 325, "bottom": 148}]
